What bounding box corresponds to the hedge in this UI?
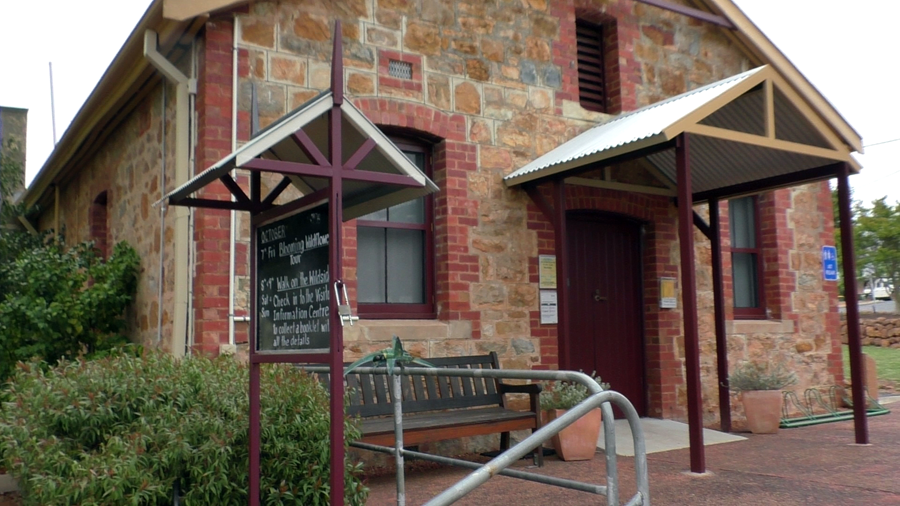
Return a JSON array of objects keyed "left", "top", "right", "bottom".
[{"left": 0, "top": 351, "right": 368, "bottom": 505}]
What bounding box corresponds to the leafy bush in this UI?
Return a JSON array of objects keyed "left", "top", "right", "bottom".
[
  {"left": 0, "top": 351, "right": 368, "bottom": 505},
  {"left": 539, "top": 372, "right": 610, "bottom": 410},
  {"left": 728, "top": 362, "right": 797, "bottom": 392},
  {"left": 0, "top": 233, "right": 140, "bottom": 381}
]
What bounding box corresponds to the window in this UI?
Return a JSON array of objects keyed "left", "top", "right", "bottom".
[
  {"left": 729, "top": 196, "right": 765, "bottom": 318},
  {"left": 90, "top": 191, "right": 109, "bottom": 258},
  {"left": 356, "top": 139, "right": 434, "bottom": 318},
  {"left": 576, "top": 20, "right": 607, "bottom": 113}
]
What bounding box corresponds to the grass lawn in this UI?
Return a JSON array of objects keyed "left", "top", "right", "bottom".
[{"left": 843, "top": 345, "right": 900, "bottom": 385}]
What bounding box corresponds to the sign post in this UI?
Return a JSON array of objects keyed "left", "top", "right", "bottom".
[
  {"left": 249, "top": 196, "right": 341, "bottom": 506},
  {"left": 164, "top": 22, "right": 436, "bottom": 505}
]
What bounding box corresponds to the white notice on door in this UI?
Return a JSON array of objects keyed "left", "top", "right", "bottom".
[{"left": 540, "top": 290, "right": 558, "bottom": 324}]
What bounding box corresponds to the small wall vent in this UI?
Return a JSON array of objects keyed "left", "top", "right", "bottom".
[{"left": 388, "top": 59, "right": 413, "bottom": 80}]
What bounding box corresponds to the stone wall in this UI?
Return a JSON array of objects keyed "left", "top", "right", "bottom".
[
  {"left": 841, "top": 317, "right": 900, "bottom": 348},
  {"left": 694, "top": 182, "right": 842, "bottom": 424},
  {"left": 221, "top": 0, "right": 840, "bottom": 425},
  {"left": 33, "top": 0, "right": 844, "bottom": 430},
  {"left": 50, "top": 82, "right": 179, "bottom": 352}
]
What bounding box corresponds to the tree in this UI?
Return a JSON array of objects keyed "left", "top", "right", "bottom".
[{"left": 854, "top": 197, "right": 900, "bottom": 312}]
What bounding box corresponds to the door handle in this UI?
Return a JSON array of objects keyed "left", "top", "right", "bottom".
[{"left": 593, "top": 289, "right": 606, "bottom": 302}]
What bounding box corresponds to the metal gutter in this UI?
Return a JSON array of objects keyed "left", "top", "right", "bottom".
[
  {"left": 145, "top": 29, "right": 197, "bottom": 357},
  {"left": 21, "top": 0, "right": 204, "bottom": 211}
]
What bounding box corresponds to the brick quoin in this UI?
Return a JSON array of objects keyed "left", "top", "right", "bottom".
[
  {"left": 192, "top": 17, "right": 249, "bottom": 354},
  {"left": 351, "top": 98, "right": 479, "bottom": 336},
  {"left": 816, "top": 182, "right": 843, "bottom": 382}
]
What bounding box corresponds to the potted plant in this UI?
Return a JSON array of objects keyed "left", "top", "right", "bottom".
[
  {"left": 729, "top": 362, "right": 797, "bottom": 434},
  {"left": 540, "top": 373, "right": 609, "bottom": 461}
]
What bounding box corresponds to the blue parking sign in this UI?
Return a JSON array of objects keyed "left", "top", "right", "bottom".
[{"left": 822, "top": 245, "right": 838, "bottom": 281}]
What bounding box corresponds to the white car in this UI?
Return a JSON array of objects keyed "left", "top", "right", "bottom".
[{"left": 863, "top": 280, "right": 894, "bottom": 300}]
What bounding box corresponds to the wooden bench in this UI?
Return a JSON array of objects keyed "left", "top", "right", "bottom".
[{"left": 309, "top": 352, "right": 543, "bottom": 466}]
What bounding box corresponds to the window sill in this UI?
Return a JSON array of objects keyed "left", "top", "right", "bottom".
[
  {"left": 726, "top": 319, "right": 794, "bottom": 335},
  {"left": 343, "top": 319, "right": 473, "bottom": 346}
]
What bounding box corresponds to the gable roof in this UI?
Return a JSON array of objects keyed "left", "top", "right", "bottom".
[
  {"left": 701, "top": 0, "right": 862, "bottom": 152},
  {"left": 20, "top": 0, "right": 863, "bottom": 211},
  {"left": 504, "top": 65, "right": 857, "bottom": 201},
  {"left": 162, "top": 90, "right": 439, "bottom": 220}
]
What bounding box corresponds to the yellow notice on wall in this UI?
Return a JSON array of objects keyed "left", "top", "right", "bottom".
[
  {"left": 539, "top": 255, "right": 557, "bottom": 289},
  {"left": 660, "top": 277, "right": 677, "bottom": 309}
]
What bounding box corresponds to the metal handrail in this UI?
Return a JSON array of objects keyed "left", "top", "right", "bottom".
[{"left": 318, "top": 366, "right": 649, "bottom": 506}]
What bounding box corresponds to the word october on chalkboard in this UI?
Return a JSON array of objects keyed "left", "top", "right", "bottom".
[{"left": 256, "top": 205, "right": 331, "bottom": 353}]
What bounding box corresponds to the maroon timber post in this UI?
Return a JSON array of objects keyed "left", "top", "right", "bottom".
[
  {"left": 327, "top": 27, "right": 346, "bottom": 503},
  {"left": 164, "top": 20, "right": 433, "bottom": 505},
  {"left": 553, "top": 180, "right": 571, "bottom": 370},
  {"left": 676, "top": 133, "right": 706, "bottom": 473},
  {"left": 837, "top": 162, "right": 869, "bottom": 445},
  {"left": 249, "top": 23, "right": 349, "bottom": 506},
  {"left": 709, "top": 197, "right": 731, "bottom": 432}
]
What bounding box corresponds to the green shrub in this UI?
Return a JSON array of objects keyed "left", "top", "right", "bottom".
[
  {"left": 0, "top": 351, "right": 368, "bottom": 505},
  {"left": 728, "top": 362, "right": 797, "bottom": 392},
  {"left": 539, "top": 372, "right": 610, "bottom": 410},
  {"left": 0, "top": 233, "right": 140, "bottom": 381}
]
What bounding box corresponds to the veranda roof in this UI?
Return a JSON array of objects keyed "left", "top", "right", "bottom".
[{"left": 504, "top": 65, "right": 860, "bottom": 201}]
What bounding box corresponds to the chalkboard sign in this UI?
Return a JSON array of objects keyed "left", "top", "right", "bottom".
[{"left": 256, "top": 204, "right": 330, "bottom": 353}]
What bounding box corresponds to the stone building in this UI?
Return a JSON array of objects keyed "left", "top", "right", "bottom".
[
  {"left": 1, "top": 106, "right": 27, "bottom": 218},
  {"left": 20, "top": 0, "right": 864, "bottom": 438}
]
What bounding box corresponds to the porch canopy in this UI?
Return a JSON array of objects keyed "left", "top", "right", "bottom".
[
  {"left": 161, "top": 90, "right": 438, "bottom": 217},
  {"left": 504, "top": 64, "right": 867, "bottom": 473}
]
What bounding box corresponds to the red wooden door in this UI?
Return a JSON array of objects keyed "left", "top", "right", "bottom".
[{"left": 566, "top": 212, "right": 646, "bottom": 417}]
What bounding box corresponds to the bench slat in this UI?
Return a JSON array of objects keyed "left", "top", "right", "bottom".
[
  {"left": 373, "top": 372, "right": 389, "bottom": 404},
  {"left": 359, "top": 407, "right": 535, "bottom": 437},
  {"left": 347, "top": 373, "right": 361, "bottom": 406},
  {"left": 485, "top": 352, "right": 500, "bottom": 396},
  {"left": 401, "top": 374, "right": 413, "bottom": 401},
  {"left": 409, "top": 372, "right": 426, "bottom": 402}
]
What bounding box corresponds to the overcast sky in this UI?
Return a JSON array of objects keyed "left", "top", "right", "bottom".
[{"left": 1, "top": 0, "right": 897, "bottom": 206}]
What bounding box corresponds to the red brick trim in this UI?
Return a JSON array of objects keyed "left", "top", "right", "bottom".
[
  {"left": 350, "top": 98, "right": 478, "bottom": 335},
  {"left": 526, "top": 183, "right": 682, "bottom": 417},
  {"left": 192, "top": 18, "right": 247, "bottom": 353}
]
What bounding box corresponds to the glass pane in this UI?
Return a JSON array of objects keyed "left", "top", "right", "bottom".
[
  {"left": 732, "top": 252, "right": 759, "bottom": 308},
  {"left": 386, "top": 149, "right": 426, "bottom": 224},
  {"left": 358, "top": 227, "right": 386, "bottom": 303},
  {"left": 729, "top": 197, "right": 756, "bottom": 248},
  {"left": 387, "top": 198, "right": 425, "bottom": 224},
  {"left": 386, "top": 229, "right": 425, "bottom": 304},
  {"left": 401, "top": 150, "right": 425, "bottom": 169},
  {"left": 358, "top": 208, "right": 388, "bottom": 222}
]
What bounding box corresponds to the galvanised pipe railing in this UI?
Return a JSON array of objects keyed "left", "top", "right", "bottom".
[{"left": 308, "top": 365, "right": 649, "bottom": 506}]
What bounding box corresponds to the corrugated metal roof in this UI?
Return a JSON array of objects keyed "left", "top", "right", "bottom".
[
  {"left": 504, "top": 67, "right": 765, "bottom": 186},
  {"left": 504, "top": 65, "right": 859, "bottom": 198},
  {"left": 160, "top": 92, "right": 438, "bottom": 220}
]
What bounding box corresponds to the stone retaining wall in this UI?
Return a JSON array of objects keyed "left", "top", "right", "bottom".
[{"left": 841, "top": 317, "right": 900, "bottom": 348}]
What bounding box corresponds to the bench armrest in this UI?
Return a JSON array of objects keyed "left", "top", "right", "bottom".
[{"left": 498, "top": 382, "right": 542, "bottom": 395}]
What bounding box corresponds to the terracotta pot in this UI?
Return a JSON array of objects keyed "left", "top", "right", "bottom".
[
  {"left": 542, "top": 407, "right": 602, "bottom": 461},
  {"left": 741, "top": 390, "right": 784, "bottom": 434}
]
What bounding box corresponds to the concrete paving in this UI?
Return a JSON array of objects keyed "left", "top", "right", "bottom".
[
  {"left": 364, "top": 408, "right": 900, "bottom": 505},
  {"left": 597, "top": 418, "right": 746, "bottom": 457}
]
